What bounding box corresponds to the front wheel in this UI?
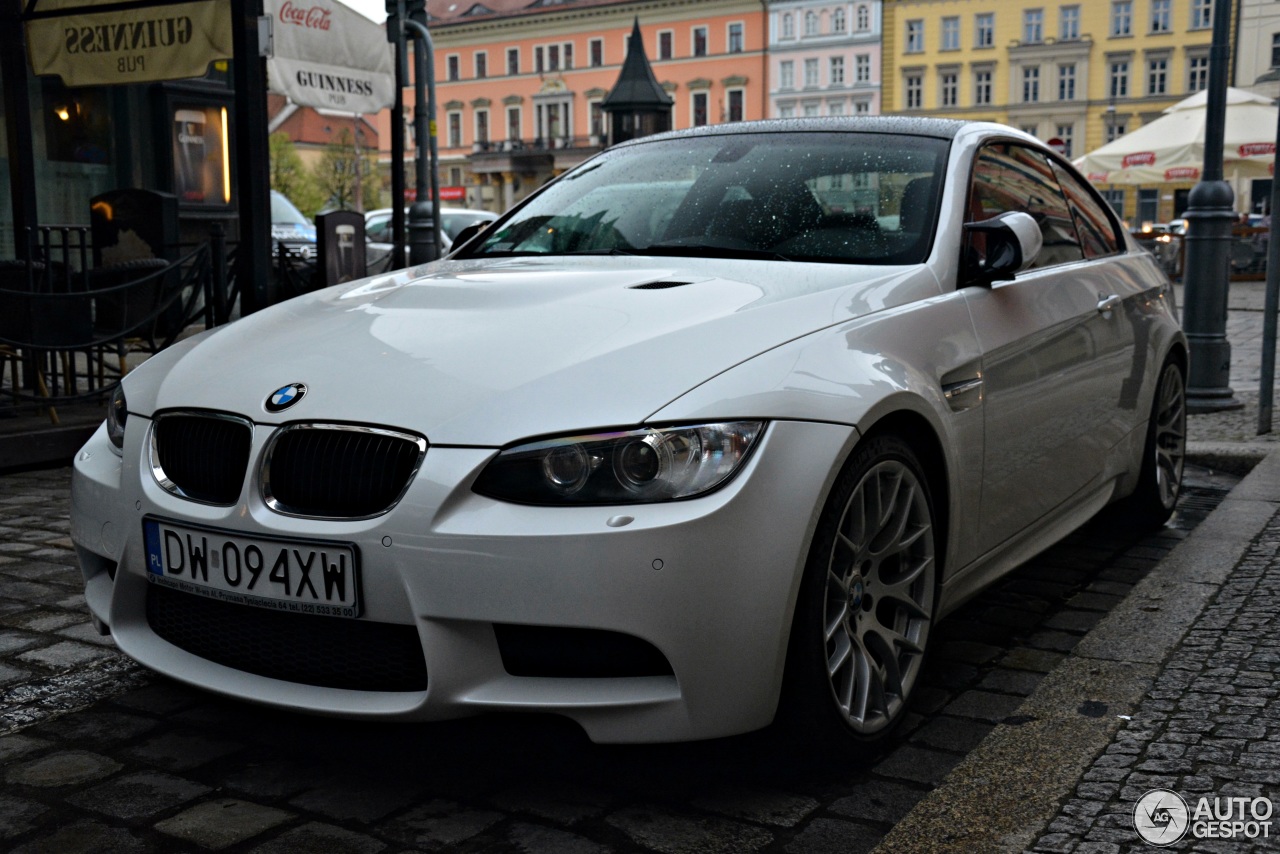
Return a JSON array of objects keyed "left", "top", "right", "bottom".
[{"left": 779, "top": 435, "right": 938, "bottom": 748}]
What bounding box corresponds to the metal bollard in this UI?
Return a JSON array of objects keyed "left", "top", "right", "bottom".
[{"left": 408, "top": 201, "right": 438, "bottom": 265}]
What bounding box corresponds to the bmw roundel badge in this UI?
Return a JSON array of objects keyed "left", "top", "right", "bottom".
[{"left": 265, "top": 382, "right": 307, "bottom": 412}]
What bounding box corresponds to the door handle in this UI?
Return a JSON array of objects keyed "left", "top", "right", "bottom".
[{"left": 1096, "top": 294, "right": 1122, "bottom": 314}]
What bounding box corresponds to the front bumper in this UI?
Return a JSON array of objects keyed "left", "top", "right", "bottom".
[{"left": 71, "top": 417, "right": 856, "bottom": 743}]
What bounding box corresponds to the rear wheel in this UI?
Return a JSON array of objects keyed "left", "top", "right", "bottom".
[
  {"left": 1117, "top": 358, "right": 1186, "bottom": 529},
  {"left": 779, "top": 435, "right": 937, "bottom": 748}
]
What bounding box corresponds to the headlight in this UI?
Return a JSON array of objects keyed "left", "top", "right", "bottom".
[
  {"left": 474, "top": 422, "right": 765, "bottom": 505},
  {"left": 106, "top": 384, "right": 127, "bottom": 453}
]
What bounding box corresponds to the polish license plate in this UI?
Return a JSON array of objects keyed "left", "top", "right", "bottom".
[{"left": 143, "top": 518, "right": 361, "bottom": 618}]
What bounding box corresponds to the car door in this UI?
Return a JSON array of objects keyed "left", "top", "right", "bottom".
[{"left": 961, "top": 143, "right": 1136, "bottom": 555}]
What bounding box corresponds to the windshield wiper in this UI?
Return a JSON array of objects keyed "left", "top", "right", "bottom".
[{"left": 642, "top": 239, "right": 793, "bottom": 263}]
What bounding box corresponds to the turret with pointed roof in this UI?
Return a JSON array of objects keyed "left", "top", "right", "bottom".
[{"left": 601, "top": 18, "right": 673, "bottom": 145}]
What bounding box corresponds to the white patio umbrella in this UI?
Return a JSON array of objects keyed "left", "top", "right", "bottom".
[{"left": 1074, "top": 87, "right": 1277, "bottom": 186}]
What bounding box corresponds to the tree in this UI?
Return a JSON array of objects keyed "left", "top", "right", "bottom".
[
  {"left": 268, "top": 132, "right": 325, "bottom": 217},
  {"left": 312, "top": 128, "right": 382, "bottom": 213}
]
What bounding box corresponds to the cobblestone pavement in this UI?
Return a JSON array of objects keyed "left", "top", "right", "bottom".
[
  {"left": 0, "top": 460, "right": 1236, "bottom": 853},
  {"left": 1026, "top": 509, "right": 1280, "bottom": 854}
]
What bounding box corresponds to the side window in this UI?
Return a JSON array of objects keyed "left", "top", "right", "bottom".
[
  {"left": 965, "top": 143, "right": 1083, "bottom": 273},
  {"left": 1050, "top": 161, "right": 1122, "bottom": 259}
]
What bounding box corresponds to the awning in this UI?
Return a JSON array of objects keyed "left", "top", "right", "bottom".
[
  {"left": 25, "top": 0, "right": 234, "bottom": 87},
  {"left": 265, "top": 0, "right": 393, "bottom": 115}
]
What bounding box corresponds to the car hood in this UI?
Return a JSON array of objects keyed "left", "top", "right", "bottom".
[{"left": 133, "top": 256, "right": 936, "bottom": 445}]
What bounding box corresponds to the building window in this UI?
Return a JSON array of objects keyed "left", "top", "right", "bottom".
[
  {"left": 830, "top": 56, "right": 845, "bottom": 85},
  {"left": 1188, "top": 55, "right": 1209, "bottom": 90},
  {"left": 534, "top": 46, "right": 544, "bottom": 73},
  {"left": 779, "top": 104, "right": 796, "bottom": 118},
  {"left": 974, "top": 69, "right": 992, "bottom": 105},
  {"left": 1191, "top": 0, "right": 1212, "bottom": 29},
  {"left": 1106, "top": 120, "right": 1128, "bottom": 143},
  {"left": 474, "top": 52, "right": 487, "bottom": 79},
  {"left": 589, "top": 100, "right": 604, "bottom": 138},
  {"left": 829, "top": 101, "right": 844, "bottom": 115},
  {"left": 782, "top": 13, "right": 794, "bottom": 39},
  {"left": 1058, "top": 63, "right": 1076, "bottom": 100},
  {"left": 1022, "top": 66, "right": 1040, "bottom": 102},
  {"left": 446, "top": 55, "right": 460, "bottom": 81},
  {"left": 1055, "top": 124, "right": 1074, "bottom": 156},
  {"left": 1101, "top": 188, "right": 1125, "bottom": 217},
  {"left": 855, "top": 100, "right": 871, "bottom": 113},
  {"left": 507, "top": 106, "right": 521, "bottom": 142},
  {"left": 1148, "top": 58, "right": 1169, "bottom": 94},
  {"left": 905, "top": 74, "right": 923, "bottom": 108},
  {"left": 1272, "top": 34, "right": 1280, "bottom": 69},
  {"left": 856, "top": 5, "right": 870, "bottom": 31},
  {"left": 589, "top": 38, "right": 603, "bottom": 67},
  {"left": 658, "top": 30, "right": 673, "bottom": 60},
  {"left": 1109, "top": 60, "right": 1130, "bottom": 97},
  {"left": 940, "top": 72, "right": 958, "bottom": 107},
  {"left": 447, "top": 112, "right": 462, "bottom": 148},
  {"left": 833, "top": 9, "right": 846, "bottom": 32},
  {"left": 727, "top": 89, "right": 745, "bottom": 121},
  {"left": 448, "top": 167, "right": 462, "bottom": 186},
  {"left": 475, "top": 109, "right": 489, "bottom": 145},
  {"left": 805, "top": 11, "right": 819, "bottom": 36},
  {"left": 856, "top": 54, "right": 871, "bottom": 82},
  {"left": 693, "top": 26, "right": 707, "bottom": 57},
  {"left": 728, "top": 22, "right": 744, "bottom": 53},
  {"left": 693, "top": 91, "right": 709, "bottom": 126},
  {"left": 1111, "top": 1, "right": 1132, "bottom": 36},
  {"left": 547, "top": 44, "right": 560, "bottom": 72},
  {"left": 1024, "top": 9, "right": 1044, "bottom": 43},
  {"left": 564, "top": 43, "right": 573, "bottom": 70},
  {"left": 507, "top": 47, "right": 519, "bottom": 75},
  {"left": 1151, "top": 0, "right": 1171, "bottom": 32},
  {"left": 804, "top": 103, "right": 820, "bottom": 117},
  {"left": 906, "top": 20, "right": 924, "bottom": 52},
  {"left": 975, "top": 13, "right": 994, "bottom": 47},
  {"left": 942, "top": 16, "right": 960, "bottom": 50},
  {"left": 1021, "top": 124, "right": 1039, "bottom": 137},
  {"left": 780, "top": 60, "right": 795, "bottom": 89},
  {"left": 1060, "top": 5, "right": 1080, "bottom": 39},
  {"left": 805, "top": 58, "right": 819, "bottom": 87}
]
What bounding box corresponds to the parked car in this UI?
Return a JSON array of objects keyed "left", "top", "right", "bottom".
[
  {"left": 269, "top": 190, "right": 316, "bottom": 260},
  {"left": 71, "top": 118, "right": 1185, "bottom": 751},
  {"left": 364, "top": 206, "right": 499, "bottom": 257}
]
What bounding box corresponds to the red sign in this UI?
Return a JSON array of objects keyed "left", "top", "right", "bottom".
[
  {"left": 1087, "top": 172, "right": 1110, "bottom": 183},
  {"left": 278, "top": 1, "right": 332, "bottom": 30},
  {"left": 440, "top": 186, "right": 465, "bottom": 202},
  {"left": 403, "top": 187, "right": 417, "bottom": 202},
  {"left": 1239, "top": 142, "right": 1276, "bottom": 158},
  {"left": 1046, "top": 137, "right": 1066, "bottom": 155},
  {"left": 1164, "top": 167, "right": 1200, "bottom": 181},
  {"left": 1122, "top": 152, "right": 1157, "bottom": 168}
]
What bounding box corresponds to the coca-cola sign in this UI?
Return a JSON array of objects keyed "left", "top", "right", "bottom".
[
  {"left": 1122, "top": 152, "right": 1156, "bottom": 168},
  {"left": 279, "top": 1, "right": 331, "bottom": 30},
  {"left": 1239, "top": 142, "right": 1276, "bottom": 158}
]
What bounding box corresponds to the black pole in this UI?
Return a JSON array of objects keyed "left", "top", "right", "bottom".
[
  {"left": 1258, "top": 102, "right": 1280, "bottom": 433},
  {"left": 1181, "top": 0, "right": 1242, "bottom": 411},
  {"left": 230, "top": 0, "right": 272, "bottom": 314},
  {"left": 405, "top": 17, "right": 442, "bottom": 264},
  {"left": 387, "top": 0, "right": 408, "bottom": 270},
  {"left": 1, "top": 10, "right": 38, "bottom": 263}
]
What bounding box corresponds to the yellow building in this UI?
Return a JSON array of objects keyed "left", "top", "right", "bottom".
[{"left": 882, "top": 0, "right": 1218, "bottom": 223}]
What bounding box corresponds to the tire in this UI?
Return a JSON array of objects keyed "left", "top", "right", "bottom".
[
  {"left": 1117, "top": 358, "right": 1187, "bottom": 529},
  {"left": 778, "top": 434, "right": 938, "bottom": 750}
]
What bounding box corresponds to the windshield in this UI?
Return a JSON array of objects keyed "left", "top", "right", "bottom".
[
  {"left": 270, "top": 191, "right": 310, "bottom": 226},
  {"left": 464, "top": 132, "right": 949, "bottom": 265}
]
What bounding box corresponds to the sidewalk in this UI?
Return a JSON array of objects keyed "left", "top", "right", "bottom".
[{"left": 875, "top": 282, "right": 1280, "bottom": 853}]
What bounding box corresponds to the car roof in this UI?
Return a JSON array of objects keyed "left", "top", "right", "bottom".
[{"left": 614, "top": 117, "right": 971, "bottom": 151}]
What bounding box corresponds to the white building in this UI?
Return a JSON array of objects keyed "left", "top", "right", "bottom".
[{"left": 767, "top": 1, "right": 883, "bottom": 118}]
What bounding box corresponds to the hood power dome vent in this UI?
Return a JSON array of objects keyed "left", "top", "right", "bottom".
[{"left": 630, "top": 281, "right": 693, "bottom": 290}]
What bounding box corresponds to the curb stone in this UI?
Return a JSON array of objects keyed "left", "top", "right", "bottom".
[{"left": 871, "top": 445, "right": 1280, "bottom": 854}]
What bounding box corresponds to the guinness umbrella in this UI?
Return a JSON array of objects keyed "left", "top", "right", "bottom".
[
  {"left": 1075, "top": 87, "right": 1277, "bottom": 185},
  {"left": 266, "top": 0, "right": 393, "bottom": 115}
]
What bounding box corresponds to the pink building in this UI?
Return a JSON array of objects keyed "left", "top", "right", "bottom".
[{"left": 768, "top": 0, "right": 882, "bottom": 118}]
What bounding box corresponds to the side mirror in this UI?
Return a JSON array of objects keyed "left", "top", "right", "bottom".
[
  {"left": 451, "top": 221, "right": 490, "bottom": 253},
  {"left": 964, "top": 211, "right": 1042, "bottom": 285}
]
